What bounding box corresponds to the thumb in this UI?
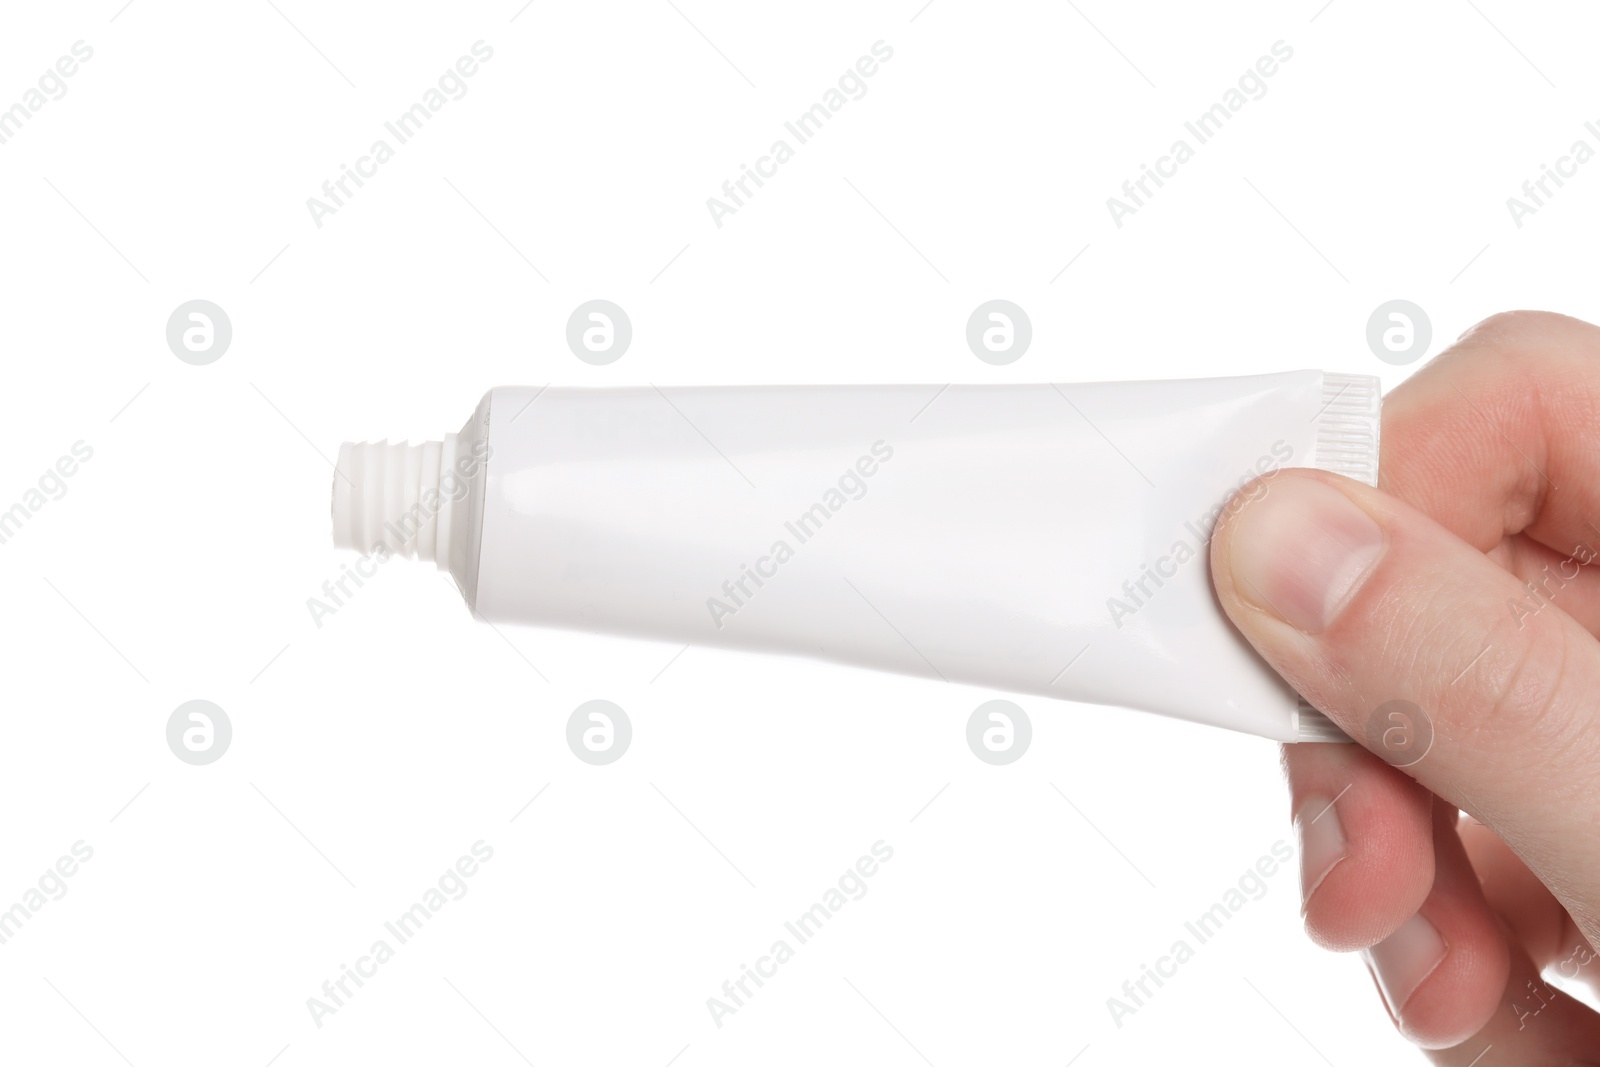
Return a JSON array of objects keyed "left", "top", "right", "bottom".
[{"left": 1209, "top": 468, "right": 1600, "bottom": 948}]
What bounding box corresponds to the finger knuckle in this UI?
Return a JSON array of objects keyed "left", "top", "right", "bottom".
[{"left": 1450, "top": 613, "right": 1580, "bottom": 749}]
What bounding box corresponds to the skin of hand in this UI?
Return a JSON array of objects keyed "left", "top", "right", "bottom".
[{"left": 1209, "top": 311, "right": 1600, "bottom": 1063}]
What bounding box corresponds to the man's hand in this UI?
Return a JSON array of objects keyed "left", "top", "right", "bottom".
[{"left": 1211, "top": 311, "right": 1600, "bottom": 1061}]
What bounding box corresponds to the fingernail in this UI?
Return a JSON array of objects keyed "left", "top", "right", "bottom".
[
  {"left": 1364, "top": 912, "right": 1447, "bottom": 1016},
  {"left": 1228, "top": 477, "right": 1386, "bottom": 633},
  {"left": 1296, "top": 795, "right": 1346, "bottom": 911}
]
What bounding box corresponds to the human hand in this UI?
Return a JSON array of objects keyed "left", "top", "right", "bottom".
[{"left": 1210, "top": 311, "right": 1600, "bottom": 1061}]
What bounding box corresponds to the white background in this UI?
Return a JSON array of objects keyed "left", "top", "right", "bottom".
[{"left": 1, "top": 1, "right": 1596, "bottom": 1064}]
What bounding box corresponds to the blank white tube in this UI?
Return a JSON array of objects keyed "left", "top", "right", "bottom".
[{"left": 332, "top": 372, "right": 1379, "bottom": 743}]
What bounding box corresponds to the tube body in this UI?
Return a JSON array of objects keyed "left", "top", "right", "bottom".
[{"left": 333, "top": 372, "right": 1380, "bottom": 742}]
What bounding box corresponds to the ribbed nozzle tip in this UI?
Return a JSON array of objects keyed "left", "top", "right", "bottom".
[
  {"left": 1295, "top": 700, "right": 1353, "bottom": 743},
  {"left": 331, "top": 436, "right": 458, "bottom": 566}
]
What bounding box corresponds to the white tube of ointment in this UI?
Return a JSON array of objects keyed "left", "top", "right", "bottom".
[{"left": 331, "top": 372, "right": 1379, "bottom": 742}]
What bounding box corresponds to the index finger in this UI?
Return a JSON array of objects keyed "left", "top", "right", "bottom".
[{"left": 1382, "top": 311, "right": 1600, "bottom": 624}]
